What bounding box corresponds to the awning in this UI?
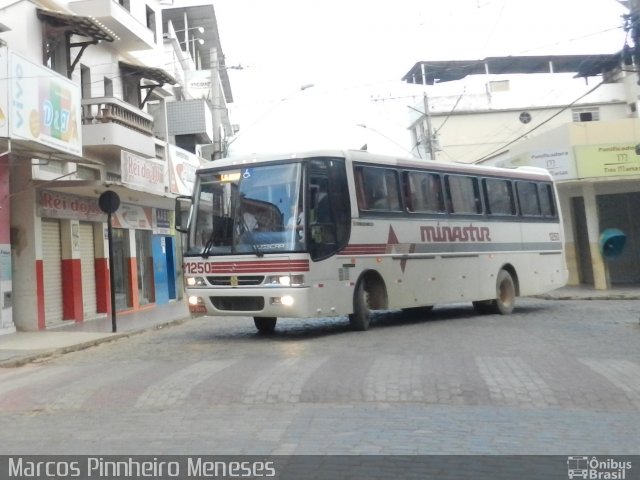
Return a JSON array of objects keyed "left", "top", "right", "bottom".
[
  {"left": 36, "top": 8, "right": 115, "bottom": 43},
  {"left": 119, "top": 61, "right": 177, "bottom": 86},
  {"left": 402, "top": 54, "right": 622, "bottom": 85}
]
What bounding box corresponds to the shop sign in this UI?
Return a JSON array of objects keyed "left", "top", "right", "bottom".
[
  {"left": 121, "top": 151, "right": 166, "bottom": 195},
  {"left": 38, "top": 190, "right": 106, "bottom": 221},
  {"left": 574, "top": 144, "right": 640, "bottom": 178},
  {"left": 154, "top": 208, "right": 173, "bottom": 235},
  {"left": 168, "top": 145, "right": 201, "bottom": 195},
  {"left": 8, "top": 50, "right": 82, "bottom": 156},
  {"left": 111, "top": 204, "right": 153, "bottom": 230},
  {"left": 497, "top": 149, "right": 576, "bottom": 180},
  {"left": 185, "top": 69, "right": 212, "bottom": 100}
]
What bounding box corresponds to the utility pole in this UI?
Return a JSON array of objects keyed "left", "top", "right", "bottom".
[
  {"left": 420, "top": 63, "right": 437, "bottom": 160},
  {"left": 627, "top": 0, "right": 640, "bottom": 84},
  {"left": 422, "top": 92, "right": 436, "bottom": 160}
]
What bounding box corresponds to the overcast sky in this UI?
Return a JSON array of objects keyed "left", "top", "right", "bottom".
[{"left": 211, "top": 0, "right": 628, "bottom": 156}]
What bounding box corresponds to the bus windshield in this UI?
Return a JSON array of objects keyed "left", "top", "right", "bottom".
[{"left": 187, "top": 162, "right": 305, "bottom": 257}]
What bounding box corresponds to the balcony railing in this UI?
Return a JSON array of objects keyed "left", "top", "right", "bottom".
[{"left": 82, "top": 97, "right": 154, "bottom": 136}]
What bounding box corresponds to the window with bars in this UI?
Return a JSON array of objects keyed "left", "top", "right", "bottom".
[{"left": 572, "top": 107, "right": 599, "bottom": 122}]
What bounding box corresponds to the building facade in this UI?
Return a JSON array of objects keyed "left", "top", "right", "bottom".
[
  {"left": 402, "top": 55, "right": 640, "bottom": 290},
  {"left": 0, "top": 0, "right": 233, "bottom": 333}
]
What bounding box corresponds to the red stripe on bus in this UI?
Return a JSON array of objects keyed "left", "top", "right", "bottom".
[
  {"left": 339, "top": 244, "right": 387, "bottom": 255},
  {"left": 210, "top": 261, "right": 310, "bottom": 267},
  {"left": 185, "top": 260, "right": 310, "bottom": 274}
]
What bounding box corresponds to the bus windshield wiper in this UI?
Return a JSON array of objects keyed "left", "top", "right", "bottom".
[
  {"left": 202, "top": 232, "right": 216, "bottom": 259},
  {"left": 240, "top": 214, "right": 264, "bottom": 257}
]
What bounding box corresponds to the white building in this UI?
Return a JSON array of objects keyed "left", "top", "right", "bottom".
[
  {"left": 0, "top": 0, "right": 233, "bottom": 333},
  {"left": 403, "top": 54, "right": 640, "bottom": 290}
]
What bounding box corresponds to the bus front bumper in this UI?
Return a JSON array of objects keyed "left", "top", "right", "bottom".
[{"left": 186, "top": 286, "right": 315, "bottom": 318}]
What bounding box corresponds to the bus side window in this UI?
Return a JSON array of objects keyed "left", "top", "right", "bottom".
[
  {"left": 361, "top": 166, "right": 401, "bottom": 211},
  {"left": 538, "top": 183, "right": 556, "bottom": 217},
  {"left": 484, "top": 178, "right": 515, "bottom": 216},
  {"left": 516, "top": 181, "right": 541, "bottom": 216},
  {"left": 354, "top": 168, "right": 368, "bottom": 210},
  {"left": 402, "top": 171, "right": 415, "bottom": 212},
  {"left": 414, "top": 172, "right": 443, "bottom": 213},
  {"left": 385, "top": 171, "right": 402, "bottom": 211},
  {"left": 446, "top": 175, "right": 482, "bottom": 214}
]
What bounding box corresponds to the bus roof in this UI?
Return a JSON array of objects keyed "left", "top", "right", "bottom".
[{"left": 201, "top": 149, "right": 554, "bottom": 182}]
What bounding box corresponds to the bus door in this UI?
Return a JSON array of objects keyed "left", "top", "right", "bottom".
[{"left": 306, "top": 158, "right": 350, "bottom": 262}]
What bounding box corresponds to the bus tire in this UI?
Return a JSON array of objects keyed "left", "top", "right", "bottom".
[
  {"left": 473, "top": 269, "right": 516, "bottom": 315},
  {"left": 494, "top": 269, "right": 516, "bottom": 315},
  {"left": 349, "top": 280, "right": 372, "bottom": 331},
  {"left": 254, "top": 317, "right": 277, "bottom": 333}
]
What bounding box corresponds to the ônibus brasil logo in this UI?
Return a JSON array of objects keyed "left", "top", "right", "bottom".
[{"left": 567, "top": 456, "right": 632, "bottom": 480}]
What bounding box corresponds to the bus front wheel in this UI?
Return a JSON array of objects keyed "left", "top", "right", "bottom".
[
  {"left": 254, "top": 317, "right": 277, "bottom": 333},
  {"left": 349, "top": 280, "right": 372, "bottom": 331}
]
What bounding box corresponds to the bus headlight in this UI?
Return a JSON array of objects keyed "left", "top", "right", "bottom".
[
  {"left": 266, "top": 275, "right": 305, "bottom": 286},
  {"left": 188, "top": 295, "right": 206, "bottom": 314},
  {"left": 186, "top": 277, "right": 206, "bottom": 287},
  {"left": 188, "top": 296, "right": 203, "bottom": 306},
  {"left": 281, "top": 295, "right": 295, "bottom": 306},
  {"left": 270, "top": 295, "right": 295, "bottom": 306}
]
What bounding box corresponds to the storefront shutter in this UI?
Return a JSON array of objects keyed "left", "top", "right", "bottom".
[
  {"left": 41, "top": 218, "right": 63, "bottom": 326},
  {"left": 79, "top": 222, "right": 98, "bottom": 318}
]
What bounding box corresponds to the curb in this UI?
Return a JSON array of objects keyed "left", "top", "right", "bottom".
[
  {"left": 0, "top": 317, "right": 189, "bottom": 368},
  {"left": 534, "top": 294, "right": 640, "bottom": 301}
]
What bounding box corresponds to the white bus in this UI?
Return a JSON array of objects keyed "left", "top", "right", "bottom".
[{"left": 176, "top": 149, "right": 567, "bottom": 333}]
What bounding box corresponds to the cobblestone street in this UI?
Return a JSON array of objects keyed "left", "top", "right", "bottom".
[{"left": 1, "top": 298, "right": 639, "bottom": 455}]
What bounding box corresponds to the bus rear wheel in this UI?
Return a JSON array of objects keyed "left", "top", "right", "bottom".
[
  {"left": 349, "top": 280, "right": 372, "bottom": 331},
  {"left": 474, "top": 269, "right": 516, "bottom": 315},
  {"left": 495, "top": 269, "right": 516, "bottom": 314},
  {"left": 254, "top": 317, "right": 277, "bottom": 333}
]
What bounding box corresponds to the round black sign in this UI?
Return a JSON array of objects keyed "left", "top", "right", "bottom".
[{"left": 98, "top": 190, "right": 121, "bottom": 214}]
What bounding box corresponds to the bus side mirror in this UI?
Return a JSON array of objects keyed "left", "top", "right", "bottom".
[
  {"left": 599, "top": 228, "right": 626, "bottom": 260},
  {"left": 175, "top": 195, "right": 193, "bottom": 233}
]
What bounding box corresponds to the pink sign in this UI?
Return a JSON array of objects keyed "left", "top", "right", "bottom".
[
  {"left": 121, "top": 151, "right": 166, "bottom": 195},
  {"left": 38, "top": 190, "right": 105, "bottom": 221}
]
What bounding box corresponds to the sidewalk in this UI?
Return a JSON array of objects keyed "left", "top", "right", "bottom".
[
  {"left": 534, "top": 284, "right": 640, "bottom": 301},
  {"left": 0, "top": 300, "right": 190, "bottom": 368},
  {"left": 0, "top": 285, "right": 638, "bottom": 368}
]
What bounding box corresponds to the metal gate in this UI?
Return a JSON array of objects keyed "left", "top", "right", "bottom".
[
  {"left": 41, "top": 218, "right": 63, "bottom": 326},
  {"left": 79, "top": 222, "right": 98, "bottom": 318}
]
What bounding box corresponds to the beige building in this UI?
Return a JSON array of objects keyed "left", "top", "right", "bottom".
[
  {"left": 491, "top": 119, "right": 640, "bottom": 290},
  {"left": 403, "top": 55, "right": 640, "bottom": 289}
]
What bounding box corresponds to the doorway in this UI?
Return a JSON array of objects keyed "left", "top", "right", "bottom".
[
  {"left": 571, "top": 197, "right": 594, "bottom": 286},
  {"left": 112, "top": 228, "right": 131, "bottom": 310},
  {"left": 135, "top": 230, "right": 155, "bottom": 305}
]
